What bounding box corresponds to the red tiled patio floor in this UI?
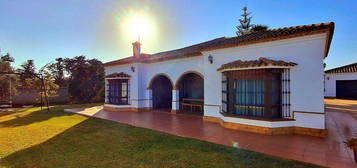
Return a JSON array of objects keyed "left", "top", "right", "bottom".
[{"left": 65, "top": 99, "right": 357, "bottom": 168}]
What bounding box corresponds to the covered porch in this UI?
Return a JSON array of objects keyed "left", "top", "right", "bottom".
[
  {"left": 147, "top": 71, "right": 204, "bottom": 116},
  {"left": 175, "top": 72, "right": 204, "bottom": 116}
]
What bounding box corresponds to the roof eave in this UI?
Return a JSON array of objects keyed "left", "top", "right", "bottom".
[
  {"left": 217, "top": 66, "right": 297, "bottom": 72},
  {"left": 201, "top": 28, "right": 334, "bottom": 57},
  {"left": 323, "top": 22, "right": 335, "bottom": 58},
  {"left": 104, "top": 52, "right": 203, "bottom": 67}
]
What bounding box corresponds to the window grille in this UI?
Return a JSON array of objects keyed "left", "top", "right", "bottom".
[
  {"left": 222, "top": 75, "right": 228, "bottom": 113},
  {"left": 281, "top": 69, "right": 291, "bottom": 118},
  {"left": 221, "top": 69, "right": 292, "bottom": 119},
  {"left": 106, "top": 79, "right": 130, "bottom": 105}
]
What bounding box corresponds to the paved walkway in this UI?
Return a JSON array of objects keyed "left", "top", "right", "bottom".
[{"left": 65, "top": 99, "right": 357, "bottom": 168}]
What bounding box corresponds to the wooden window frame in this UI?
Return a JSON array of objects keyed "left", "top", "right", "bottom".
[
  {"left": 221, "top": 75, "right": 228, "bottom": 113},
  {"left": 107, "top": 79, "right": 130, "bottom": 105},
  {"left": 222, "top": 69, "right": 282, "bottom": 120}
]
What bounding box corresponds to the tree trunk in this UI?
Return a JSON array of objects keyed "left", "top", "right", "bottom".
[{"left": 353, "top": 148, "right": 357, "bottom": 163}]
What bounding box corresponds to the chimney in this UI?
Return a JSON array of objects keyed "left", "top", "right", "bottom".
[{"left": 132, "top": 41, "right": 141, "bottom": 58}]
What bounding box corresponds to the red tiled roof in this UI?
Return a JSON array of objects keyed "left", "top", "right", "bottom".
[
  {"left": 325, "top": 63, "right": 357, "bottom": 74},
  {"left": 217, "top": 57, "right": 297, "bottom": 71},
  {"left": 105, "top": 72, "right": 131, "bottom": 78},
  {"left": 104, "top": 22, "right": 334, "bottom": 67},
  {"left": 104, "top": 54, "right": 151, "bottom": 66}
]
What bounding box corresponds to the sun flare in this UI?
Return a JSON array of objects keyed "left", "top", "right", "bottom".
[{"left": 121, "top": 11, "right": 157, "bottom": 45}]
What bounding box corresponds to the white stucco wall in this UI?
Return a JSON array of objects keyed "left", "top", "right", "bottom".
[
  {"left": 201, "top": 33, "right": 327, "bottom": 129},
  {"left": 143, "top": 56, "right": 204, "bottom": 89},
  {"left": 105, "top": 63, "right": 139, "bottom": 107},
  {"left": 104, "top": 33, "right": 328, "bottom": 129},
  {"left": 105, "top": 56, "right": 204, "bottom": 108},
  {"left": 324, "top": 72, "right": 357, "bottom": 97}
]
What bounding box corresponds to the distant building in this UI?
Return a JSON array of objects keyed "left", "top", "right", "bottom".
[{"left": 325, "top": 63, "right": 357, "bottom": 99}]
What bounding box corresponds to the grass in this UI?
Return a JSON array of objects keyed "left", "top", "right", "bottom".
[{"left": 0, "top": 104, "right": 321, "bottom": 168}]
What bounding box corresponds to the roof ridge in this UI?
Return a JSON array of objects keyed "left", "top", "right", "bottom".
[
  {"left": 268, "top": 22, "right": 333, "bottom": 32},
  {"left": 152, "top": 37, "right": 227, "bottom": 56},
  {"left": 325, "top": 62, "right": 357, "bottom": 73}
]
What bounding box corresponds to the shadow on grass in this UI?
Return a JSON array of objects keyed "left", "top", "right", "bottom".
[
  {"left": 0, "top": 108, "right": 75, "bottom": 128},
  {"left": 0, "top": 108, "right": 28, "bottom": 117},
  {"left": 0, "top": 117, "right": 321, "bottom": 168},
  {"left": 0, "top": 104, "right": 101, "bottom": 128}
]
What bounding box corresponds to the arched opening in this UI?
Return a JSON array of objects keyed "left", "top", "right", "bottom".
[
  {"left": 150, "top": 75, "right": 173, "bottom": 111},
  {"left": 176, "top": 72, "right": 204, "bottom": 115}
]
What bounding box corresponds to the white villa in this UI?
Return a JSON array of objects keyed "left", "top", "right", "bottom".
[{"left": 104, "top": 22, "right": 334, "bottom": 137}]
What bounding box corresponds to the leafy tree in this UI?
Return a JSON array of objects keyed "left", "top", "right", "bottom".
[
  {"left": 0, "top": 53, "right": 18, "bottom": 103},
  {"left": 35, "top": 70, "right": 59, "bottom": 106},
  {"left": 2, "top": 54, "right": 104, "bottom": 105},
  {"left": 47, "top": 58, "right": 67, "bottom": 87},
  {"left": 63, "top": 56, "right": 104, "bottom": 103},
  {"left": 0, "top": 53, "right": 14, "bottom": 62},
  {"left": 17, "top": 60, "right": 37, "bottom": 89},
  {"left": 18, "top": 60, "right": 36, "bottom": 78},
  {"left": 0, "top": 53, "right": 15, "bottom": 73},
  {"left": 251, "top": 24, "right": 269, "bottom": 32},
  {"left": 16, "top": 60, "right": 59, "bottom": 106}
]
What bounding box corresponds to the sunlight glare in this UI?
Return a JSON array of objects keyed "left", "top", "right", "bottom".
[{"left": 121, "top": 11, "right": 158, "bottom": 46}]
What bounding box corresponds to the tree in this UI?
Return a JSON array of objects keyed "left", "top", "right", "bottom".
[
  {"left": 17, "top": 60, "right": 37, "bottom": 88},
  {"left": 236, "top": 6, "right": 254, "bottom": 36},
  {"left": 35, "top": 70, "right": 59, "bottom": 106},
  {"left": 236, "top": 7, "right": 269, "bottom": 36},
  {"left": 0, "top": 54, "right": 14, "bottom": 72},
  {"left": 18, "top": 60, "right": 36, "bottom": 77},
  {"left": 47, "top": 58, "right": 67, "bottom": 87},
  {"left": 251, "top": 24, "right": 269, "bottom": 32},
  {"left": 63, "top": 56, "right": 105, "bottom": 103},
  {"left": 0, "top": 53, "right": 17, "bottom": 104},
  {"left": 0, "top": 53, "right": 14, "bottom": 62}
]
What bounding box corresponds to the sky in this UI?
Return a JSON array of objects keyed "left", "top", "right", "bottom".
[{"left": 0, "top": 0, "right": 356, "bottom": 70}]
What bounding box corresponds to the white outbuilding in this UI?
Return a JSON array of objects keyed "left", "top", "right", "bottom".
[
  {"left": 325, "top": 63, "right": 357, "bottom": 99},
  {"left": 104, "top": 22, "right": 334, "bottom": 137}
]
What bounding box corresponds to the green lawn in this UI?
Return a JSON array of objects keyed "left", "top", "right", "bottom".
[{"left": 0, "top": 105, "right": 321, "bottom": 168}]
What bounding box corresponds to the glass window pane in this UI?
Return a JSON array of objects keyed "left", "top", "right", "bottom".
[
  {"left": 122, "top": 90, "right": 127, "bottom": 97},
  {"left": 222, "top": 82, "right": 227, "bottom": 91},
  {"left": 234, "top": 79, "right": 264, "bottom": 117},
  {"left": 222, "top": 93, "right": 227, "bottom": 102},
  {"left": 122, "top": 82, "right": 127, "bottom": 91}
]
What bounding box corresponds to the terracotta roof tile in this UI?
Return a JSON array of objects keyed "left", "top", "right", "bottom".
[
  {"left": 325, "top": 63, "right": 357, "bottom": 74},
  {"left": 104, "top": 22, "right": 334, "bottom": 67},
  {"left": 217, "top": 57, "right": 297, "bottom": 71},
  {"left": 105, "top": 72, "right": 131, "bottom": 78}
]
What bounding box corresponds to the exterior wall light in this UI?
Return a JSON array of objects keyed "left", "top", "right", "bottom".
[
  {"left": 208, "top": 55, "right": 213, "bottom": 64},
  {"left": 131, "top": 66, "right": 135, "bottom": 72}
]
